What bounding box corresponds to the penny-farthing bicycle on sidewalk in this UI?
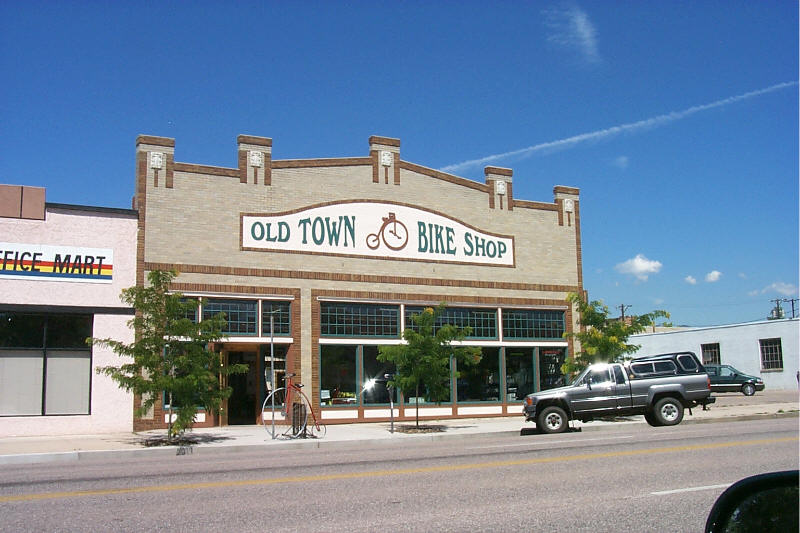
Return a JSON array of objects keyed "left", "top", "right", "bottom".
[
  {"left": 262, "top": 373, "right": 326, "bottom": 439},
  {"left": 366, "top": 212, "right": 408, "bottom": 251}
]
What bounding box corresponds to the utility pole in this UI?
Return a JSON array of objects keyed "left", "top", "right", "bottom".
[
  {"left": 782, "top": 298, "right": 798, "bottom": 319},
  {"left": 617, "top": 304, "right": 632, "bottom": 321},
  {"left": 768, "top": 299, "right": 785, "bottom": 320}
]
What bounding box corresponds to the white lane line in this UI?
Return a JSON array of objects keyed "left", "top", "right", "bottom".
[
  {"left": 651, "top": 483, "right": 732, "bottom": 496},
  {"left": 468, "top": 435, "right": 635, "bottom": 449}
]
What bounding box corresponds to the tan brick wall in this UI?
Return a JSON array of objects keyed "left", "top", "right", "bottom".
[{"left": 143, "top": 163, "right": 580, "bottom": 287}]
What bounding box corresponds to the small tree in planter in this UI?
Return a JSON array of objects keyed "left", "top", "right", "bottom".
[
  {"left": 378, "top": 304, "right": 482, "bottom": 428},
  {"left": 90, "top": 270, "right": 247, "bottom": 441}
]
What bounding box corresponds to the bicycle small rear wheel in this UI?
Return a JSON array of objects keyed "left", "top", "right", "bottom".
[{"left": 306, "top": 415, "right": 327, "bottom": 438}]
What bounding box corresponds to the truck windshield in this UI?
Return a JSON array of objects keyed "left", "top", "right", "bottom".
[{"left": 571, "top": 367, "right": 592, "bottom": 386}]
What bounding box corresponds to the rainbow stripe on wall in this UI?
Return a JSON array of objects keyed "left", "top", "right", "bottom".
[{"left": 0, "top": 242, "right": 113, "bottom": 283}]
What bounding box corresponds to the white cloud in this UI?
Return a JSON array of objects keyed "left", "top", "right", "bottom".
[
  {"left": 543, "top": 4, "right": 600, "bottom": 65},
  {"left": 685, "top": 275, "right": 697, "bottom": 285},
  {"left": 441, "top": 81, "right": 797, "bottom": 174},
  {"left": 612, "top": 155, "right": 629, "bottom": 169},
  {"left": 705, "top": 271, "right": 722, "bottom": 282},
  {"left": 760, "top": 282, "right": 798, "bottom": 296},
  {"left": 615, "top": 254, "right": 662, "bottom": 281},
  {"left": 738, "top": 272, "right": 747, "bottom": 279}
]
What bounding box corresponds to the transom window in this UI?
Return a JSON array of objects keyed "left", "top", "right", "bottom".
[
  {"left": 759, "top": 338, "right": 783, "bottom": 370},
  {"left": 203, "top": 299, "right": 257, "bottom": 335},
  {"left": 262, "top": 301, "right": 291, "bottom": 336},
  {"left": 502, "top": 309, "right": 565, "bottom": 339},
  {"left": 405, "top": 306, "right": 497, "bottom": 339},
  {"left": 320, "top": 303, "right": 400, "bottom": 337}
]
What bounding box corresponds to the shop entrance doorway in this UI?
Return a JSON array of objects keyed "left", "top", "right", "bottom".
[{"left": 227, "top": 351, "right": 258, "bottom": 425}]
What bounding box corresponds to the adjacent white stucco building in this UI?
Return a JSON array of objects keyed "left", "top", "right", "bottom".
[
  {"left": 0, "top": 185, "right": 137, "bottom": 436},
  {"left": 631, "top": 318, "right": 799, "bottom": 391}
]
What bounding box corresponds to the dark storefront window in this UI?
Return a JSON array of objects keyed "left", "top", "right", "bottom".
[
  {"left": 320, "top": 303, "right": 400, "bottom": 337},
  {"left": 0, "top": 312, "right": 92, "bottom": 416},
  {"left": 320, "top": 345, "right": 357, "bottom": 405},
  {"left": 505, "top": 347, "right": 536, "bottom": 400},
  {"left": 539, "top": 347, "right": 566, "bottom": 390},
  {"left": 361, "top": 346, "right": 397, "bottom": 404},
  {"left": 456, "top": 348, "right": 501, "bottom": 402},
  {"left": 405, "top": 306, "right": 497, "bottom": 339},
  {"left": 503, "top": 309, "right": 565, "bottom": 340}
]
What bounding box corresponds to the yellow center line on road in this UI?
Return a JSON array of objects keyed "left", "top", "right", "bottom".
[{"left": 1, "top": 436, "right": 796, "bottom": 503}]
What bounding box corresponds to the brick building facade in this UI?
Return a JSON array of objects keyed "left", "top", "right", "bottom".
[{"left": 134, "top": 134, "right": 583, "bottom": 430}]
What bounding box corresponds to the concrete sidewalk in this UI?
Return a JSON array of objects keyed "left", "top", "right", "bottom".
[{"left": 1, "top": 391, "right": 796, "bottom": 465}]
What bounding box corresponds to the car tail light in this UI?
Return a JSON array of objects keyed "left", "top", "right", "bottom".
[
  {"left": 707, "top": 377, "right": 711, "bottom": 390},
  {"left": 525, "top": 397, "right": 533, "bottom": 406}
]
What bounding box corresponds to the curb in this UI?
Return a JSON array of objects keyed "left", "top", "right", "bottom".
[{"left": 0, "top": 411, "right": 796, "bottom": 467}]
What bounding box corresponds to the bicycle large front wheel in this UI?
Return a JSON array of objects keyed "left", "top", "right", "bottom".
[{"left": 261, "top": 387, "right": 310, "bottom": 438}]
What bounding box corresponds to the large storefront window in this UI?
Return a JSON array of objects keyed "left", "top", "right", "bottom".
[
  {"left": 456, "top": 348, "right": 501, "bottom": 402},
  {"left": 539, "top": 348, "right": 566, "bottom": 390},
  {"left": 503, "top": 309, "right": 565, "bottom": 339},
  {"left": 405, "top": 306, "right": 498, "bottom": 339},
  {"left": 362, "top": 346, "right": 396, "bottom": 404},
  {"left": 505, "top": 347, "right": 536, "bottom": 400},
  {"left": 320, "top": 345, "right": 357, "bottom": 405},
  {"left": 0, "top": 312, "right": 92, "bottom": 416},
  {"left": 321, "top": 303, "right": 400, "bottom": 337}
]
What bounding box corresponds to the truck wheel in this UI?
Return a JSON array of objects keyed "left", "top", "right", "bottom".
[
  {"left": 654, "top": 397, "right": 684, "bottom": 426},
  {"left": 741, "top": 383, "right": 756, "bottom": 396},
  {"left": 644, "top": 411, "right": 662, "bottom": 427},
  {"left": 538, "top": 406, "right": 568, "bottom": 434}
]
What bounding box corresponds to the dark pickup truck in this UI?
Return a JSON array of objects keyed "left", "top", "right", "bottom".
[{"left": 523, "top": 351, "right": 715, "bottom": 433}]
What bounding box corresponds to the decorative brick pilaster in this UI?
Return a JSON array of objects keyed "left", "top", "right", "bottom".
[{"left": 237, "top": 135, "right": 273, "bottom": 185}]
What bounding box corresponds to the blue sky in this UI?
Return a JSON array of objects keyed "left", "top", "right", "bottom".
[{"left": 2, "top": 1, "right": 797, "bottom": 327}]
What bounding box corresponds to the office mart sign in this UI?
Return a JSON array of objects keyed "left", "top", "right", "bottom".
[
  {"left": 242, "top": 201, "right": 514, "bottom": 266},
  {"left": 0, "top": 242, "right": 113, "bottom": 283}
]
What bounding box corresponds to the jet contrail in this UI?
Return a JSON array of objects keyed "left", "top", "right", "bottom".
[{"left": 441, "top": 81, "right": 797, "bottom": 174}]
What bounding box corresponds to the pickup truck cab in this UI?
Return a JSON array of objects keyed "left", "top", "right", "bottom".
[{"left": 523, "top": 351, "right": 715, "bottom": 433}]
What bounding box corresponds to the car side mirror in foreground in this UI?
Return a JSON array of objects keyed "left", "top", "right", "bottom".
[{"left": 705, "top": 470, "right": 798, "bottom": 533}]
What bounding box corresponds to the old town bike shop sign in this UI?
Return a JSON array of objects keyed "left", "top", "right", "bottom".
[{"left": 241, "top": 201, "right": 514, "bottom": 266}]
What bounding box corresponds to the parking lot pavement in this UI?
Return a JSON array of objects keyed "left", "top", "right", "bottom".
[{"left": 0, "top": 390, "right": 796, "bottom": 465}]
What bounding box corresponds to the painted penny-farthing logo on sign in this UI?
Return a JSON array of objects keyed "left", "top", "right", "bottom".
[{"left": 366, "top": 212, "right": 408, "bottom": 251}]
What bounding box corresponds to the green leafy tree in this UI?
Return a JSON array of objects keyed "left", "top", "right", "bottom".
[
  {"left": 562, "top": 292, "right": 670, "bottom": 377},
  {"left": 90, "top": 270, "right": 247, "bottom": 440},
  {"left": 378, "top": 304, "right": 482, "bottom": 428}
]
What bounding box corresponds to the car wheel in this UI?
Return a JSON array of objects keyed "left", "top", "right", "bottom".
[
  {"left": 654, "top": 397, "right": 684, "bottom": 426},
  {"left": 538, "top": 406, "right": 568, "bottom": 434},
  {"left": 644, "top": 411, "right": 662, "bottom": 427},
  {"left": 742, "top": 383, "right": 756, "bottom": 396}
]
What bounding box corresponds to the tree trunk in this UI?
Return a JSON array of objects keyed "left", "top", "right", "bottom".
[{"left": 415, "top": 383, "right": 420, "bottom": 428}]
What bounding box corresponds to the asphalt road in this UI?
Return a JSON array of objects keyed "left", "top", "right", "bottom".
[{"left": 1, "top": 418, "right": 797, "bottom": 533}]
